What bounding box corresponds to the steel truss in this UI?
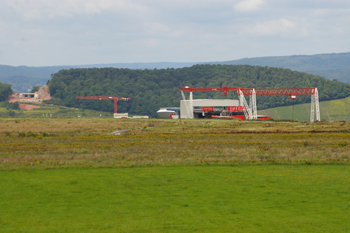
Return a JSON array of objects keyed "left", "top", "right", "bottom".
[
  {"left": 179, "top": 86, "right": 320, "bottom": 122},
  {"left": 239, "top": 87, "right": 320, "bottom": 122},
  {"left": 181, "top": 91, "right": 194, "bottom": 119},
  {"left": 239, "top": 89, "right": 257, "bottom": 120},
  {"left": 239, "top": 89, "right": 251, "bottom": 120},
  {"left": 310, "top": 88, "right": 320, "bottom": 123}
]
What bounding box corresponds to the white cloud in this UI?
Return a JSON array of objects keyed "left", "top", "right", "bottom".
[
  {"left": 1, "top": 0, "right": 350, "bottom": 66},
  {"left": 300, "top": 27, "right": 309, "bottom": 37},
  {"left": 147, "top": 38, "right": 160, "bottom": 47},
  {"left": 2, "top": 0, "right": 147, "bottom": 20},
  {"left": 313, "top": 9, "right": 330, "bottom": 16},
  {"left": 170, "top": 31, "right": 184, "bottom": 37},
  {"left": 245, "top": 18, "right": 296, "bottom": 36},
  {"left": 146, "top": 22, "right": 169, "bottom": 33},
  {"left": 234, "top": 0, "right": 264, "bottom": 12}
]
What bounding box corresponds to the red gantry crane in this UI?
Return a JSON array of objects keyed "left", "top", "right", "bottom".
[
  {"left": 76, "top": 96, "right": 130, "bottom": 114},
  {"left": 179, "top": 86, "right": 320, "bottom": 122}
]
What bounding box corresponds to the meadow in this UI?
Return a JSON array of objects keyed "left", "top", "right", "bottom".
[
  {"left": 0, "top": 102, "right": 110, "bottom": 118},
  {"left": 0, "top": 118, "right": 350, "bottom": 169},
  {"left": 259, "top": 96, "right": 350, "bottom": 122},
  {"left": 1, "top": 118, "right": 350, "bottom": 232},
  {"left": 1, "top": 166, "right": 350, "bottom": 232}
]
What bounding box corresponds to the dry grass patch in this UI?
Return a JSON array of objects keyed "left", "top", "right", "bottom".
[{"left": 1, "top": 118, "right": 350, "bottom": 170}]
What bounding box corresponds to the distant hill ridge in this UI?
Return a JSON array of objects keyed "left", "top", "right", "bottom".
[
  {"left": 220, "top": 53, "right": 350, "bottom": 71},
  {"left": 1, "top": 52, "right": 350, "bottom": 92}
]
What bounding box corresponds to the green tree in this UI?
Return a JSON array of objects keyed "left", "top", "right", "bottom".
[{"left": 0, "top": 82, "right": 12, "bottom": 102}]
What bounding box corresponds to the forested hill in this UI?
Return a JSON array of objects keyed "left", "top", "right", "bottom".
[
  {"left": 48, "top": 65, "right": 350, "bottom": 117},
  {"left": 0, "top": 63, "right": 196, "bottom": 92},
  {"left": 2, "top": 52, "right": 350, "bottom": 92}
]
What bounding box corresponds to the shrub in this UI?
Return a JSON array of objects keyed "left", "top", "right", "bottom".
[{"left": 8, "top": 110, "right": 15, "bottom": 116}]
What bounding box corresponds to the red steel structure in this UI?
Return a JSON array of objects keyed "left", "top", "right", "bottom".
[
  {"left": 179, "top": 86, "right": 239, "bottom": 95},
  {"left": 239, "top": 88, "right": 316, "bottom": 97},
  {"left": 179, "top": 86, "right": 316, "bottom": 97},
  {"left": 76, "top": 96, "right": 130, "bottom": 113},
  {"left": 179, "top": 86, "right": 320, "bottom": 122}
]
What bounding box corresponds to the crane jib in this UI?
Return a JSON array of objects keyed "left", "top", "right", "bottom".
[{"left": 76, "top": 96, "right": 130, "bottom": 113}]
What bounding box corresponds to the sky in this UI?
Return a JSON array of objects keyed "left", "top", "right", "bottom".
[{"left": 0, "top": 0, "right": 350, "bottom": 66}]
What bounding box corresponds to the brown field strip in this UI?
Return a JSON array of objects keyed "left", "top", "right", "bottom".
[{"left": 0, "top": 118, "right": 349, "bottom": 170}]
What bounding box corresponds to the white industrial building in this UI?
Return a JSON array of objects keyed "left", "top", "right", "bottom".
[
  {"left": 157, "top": 99, "right": 241, "bottom": 119},
  {"left": 180, "top": 99, "right": 239, "bottom": 119}
]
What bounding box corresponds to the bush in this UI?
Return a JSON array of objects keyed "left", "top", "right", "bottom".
[
  {"left": 30, "top": 86, "right": 40, "bottom": 93},
  {"left": 8, "top": 110, "right": 15, "bottom": 116},
  {"left": 1, "top": 101, "right": 19, "bottom": 110},
  {"left": 0, "top": 82, "right": 12, "bottom": 102}
]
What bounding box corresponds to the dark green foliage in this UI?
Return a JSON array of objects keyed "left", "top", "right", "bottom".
[
  {"left": 1, "top": 101, "right": 19, "bottom": 110},
  {"left": 310, "top": 69, "right": 350, "bottom": 83},
  {"left": 48, "top": 65, "right": 350, "bottom": 117},
  {"left": 0, "top": 82, "right": 12, "bottom": 102},
  {"left": 8, "top": 110, "right": 15, "bottom": 116},
  {"left": 44, "top": 97, "right": 65, "bottom": 106},
  {"left": 30, "top": 86, "right": 40, "bottom": 93}
]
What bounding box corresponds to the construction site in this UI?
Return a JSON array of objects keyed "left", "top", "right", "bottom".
[
  {"left": 157, "top": 86, "right": 321, "bottom": 123},
  {"left": 3, "top": 83, "right": 320, "bottom": 122},
  {"left": 8, "top": 86, "right": 51, "bottom": 111},
  {"left": 74, "top": 86, "right": 321, "bottom": 122}
]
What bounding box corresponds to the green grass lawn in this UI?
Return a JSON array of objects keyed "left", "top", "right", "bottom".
[
  {"left": 0, "top": 102, "right": 112, "bottom": 118},
  {"left": 1, "top": 165, "right": 350, "bottom": 232},
  {"left": 259, "top": 96, "right": 350, "bottom": 122},
  {"left": 1, "top": 118, "right": 350, "bottom": 232}
]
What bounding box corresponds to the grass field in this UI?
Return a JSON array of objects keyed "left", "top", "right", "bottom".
[
  {"left": 1, "top": 118, "right": 350, "bottom": 169},
  {"left": 1, "top": 166, "right": 350, "bottom": 232},
  {"left": 259, "top": 96, "right": 350, "bottom": 122},
  {"left": 1, "top": 117, "right": 350, "bottom": 232},
  {"left": 0, "top": 102, "right": 111, "bottom": 118}
]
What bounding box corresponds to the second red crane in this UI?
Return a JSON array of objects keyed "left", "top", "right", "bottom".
[{"left": 76, "top": 96, "right": 130, "bottom": 114}]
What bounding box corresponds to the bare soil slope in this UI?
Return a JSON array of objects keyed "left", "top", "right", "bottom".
[{"left": 7, "top": 85, "right": 51, "bottom": 111}]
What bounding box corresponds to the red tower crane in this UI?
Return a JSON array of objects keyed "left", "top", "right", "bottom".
[{"left": 76, "top": 96, "right": 130, "bottom": 113}]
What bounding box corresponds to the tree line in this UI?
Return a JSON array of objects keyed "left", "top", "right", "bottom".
[{"left": 47, "top": 64, "right": 350, "bottom": 117}]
